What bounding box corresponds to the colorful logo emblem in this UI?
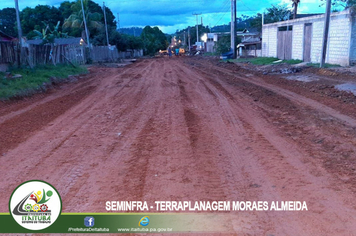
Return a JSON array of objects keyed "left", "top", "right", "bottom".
[
  {"left": 138, "top": 216, "right": 150, "bottom": 227},
  {"left": 84, "top": 216, "right": 95, "bottom": 227},
  {"left": 9, "top": 180, "right": 62, "bottom": 230}
]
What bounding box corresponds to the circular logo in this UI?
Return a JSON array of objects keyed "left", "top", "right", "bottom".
[
  {"left": 139, "top": 216, "right": 150, "bottom": 227},
  {"left": 9, "top": 180, "right": 62, "bottom": 230}
]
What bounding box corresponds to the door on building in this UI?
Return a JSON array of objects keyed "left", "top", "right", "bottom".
[
  {"left": 303, "top": 23, "right": 312, "bottom": 62},
  {"left": 277, "top": 26, "right": 293, "bottom": 60}
]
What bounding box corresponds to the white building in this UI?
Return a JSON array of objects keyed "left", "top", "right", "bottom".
[{"left": 262, "top": 9, "right": 356, "bottom": 66}]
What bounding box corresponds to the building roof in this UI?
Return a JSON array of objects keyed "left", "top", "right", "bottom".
[
  {"left": 27, "top": 37, "right": 84, "bottom": 45},
  {"left": 242, "top": 36, "right": 261, "bottom": 44},
  {"left": 0, "top": 30, "right": 15, "bottom": 42},
  {"left": 236, "top": 28, "right": 260, "bottom": 37},
  {"left": 295, "top": 13, "right": 322, "bottom": 19}
]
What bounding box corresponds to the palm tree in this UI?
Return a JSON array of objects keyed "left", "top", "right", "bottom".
[
  {"left": 292, "top": 0, "right": 300, "bottom": 19},
  {"left": 63, "top": 0, "right": 102, "bottom": 40}
]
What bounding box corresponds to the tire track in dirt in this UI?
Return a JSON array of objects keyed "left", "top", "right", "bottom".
[
  {"left": 181, "top": 58, "right": 356, "bottom": 234},
  {"left": 0, "top": 72, "right": 98, "bottom": 124},
  {"left": 0, "top": 60, "right": 156, "bottom": 211},
  {"left": 60, "top": 59, "right": 170, "bottom": 211},
  {"left": 206, "top": 62, "right": 356, "bottom": 127},
  {"left": 0, "top": 85, "right": 96, "bottom": 155},
  {"left": 124, "top": 118, "right": 156, "bottom": 199},
  {"left": 2, "top": 57, "right": 356, "bottom": 234},
  {"left": 191, "top": 61, "right": 356, "bottom": 188},
  {"left": 176, "top": 61, "right": 280, "bottom": 234}
]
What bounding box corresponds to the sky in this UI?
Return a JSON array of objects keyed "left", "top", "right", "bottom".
[{"left": 0, "top": 0, "right": 336, "bottom": 34}]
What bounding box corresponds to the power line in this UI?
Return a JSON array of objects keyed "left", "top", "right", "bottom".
[
  {"left": 213, "top": 0, "right": 231, "bottom": 26},
  {"left": 209, "top": 0, "right": 230, "bottom": 26}
]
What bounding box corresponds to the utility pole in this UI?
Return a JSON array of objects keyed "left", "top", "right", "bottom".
[
  {"left": 117, "top": 13, "right": 120, "bottom": 30},
  {"left": 103, "top": 2, "right": 109, "bottom": 46},
  {"left": 188, "top": 26, "right": 191, "bottom": 53},
  {"left": 320, "top": 0, "right": 331, "bottom": 67},
  {"left": 193, "top": 13, "right": 201, "bottom": 44},
  {"left": 14, "top": 0, "right": 23, "bottom": 66},
  {"left": 81, "top": 0, "right": 90, "bottom": 47},
  {"left": 231, "top": 0, "right": 236, "bottom": 59}
]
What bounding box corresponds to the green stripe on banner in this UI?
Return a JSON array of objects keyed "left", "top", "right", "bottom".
[{"left": 0, "top": 213, "right": 232, "bottom": 233}]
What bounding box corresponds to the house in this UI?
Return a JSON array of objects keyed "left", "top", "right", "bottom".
[
  {"left": 25, "top": 37, "right": 86, "bottom": 47},
  {"left": 202, "top": 29, "right": 260, "bottom": 54},
  {"left": 262, "top": 9, "right": 356, "bottom": 66},
  {"left": 237, "top": 36, "right": 262, "bottom": 57},
  {"left": 0, "top": 30, "right": 15, "bottom": 42},
  {"left": 203, "top": 33, "right": 216, "bottom": 53},
  {"left": 236, "top": 28, "right": 260, "bottom": 42}
]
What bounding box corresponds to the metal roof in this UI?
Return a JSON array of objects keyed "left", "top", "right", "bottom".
[{"left": 27, "top": 37, "right": 84, "bottom": 45}]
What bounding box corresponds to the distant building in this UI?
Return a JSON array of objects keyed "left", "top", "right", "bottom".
[
  {"left": 262, "top": 9, "right": 356, "bottom": 66},
  {"left": 238, "top": 36, "right": 262, "bottom": 58},
  {"left": 202, "top": 29, "right": 260, "bottom": 54}
]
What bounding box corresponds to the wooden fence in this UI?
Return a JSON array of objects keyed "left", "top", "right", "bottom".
[
  {"left": 0, "top": 42, "right": 17, "bottom": 64},
  {"left": 0, "top": 43, "right": 142, "bottom": 67},
  {"left": 27, "top": 44, "right": 86, "bottom": 66},
  {"left": 90, "top": 46, "right": 143, "bottom": 62}
]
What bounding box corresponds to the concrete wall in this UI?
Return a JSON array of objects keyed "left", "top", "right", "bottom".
[
  {"left": 292, "top": 24, "right": 304, "bottom": 60},
  {"left": 350, "top": 17, "right": 356, "bottom": 64},
  {"left": 262, "top": 9, "right": 353, "bottom": 66},
  {"left": 206, "top": 42, "right": 215, "bottom": 53},
  {"left": 262, "top": 26, "right": 277, "bottom": 58}
]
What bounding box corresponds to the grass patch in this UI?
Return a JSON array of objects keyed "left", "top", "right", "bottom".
[
  {"left": 307, "top": 63, "right": 341, "bottom": 68},
  {"left": 0, "top": 64, "right": 87, "bottom": 100},
  {"left": 232, "top": 57, "right": 303, "bottom": 65},
  {"left": 283, "top": 59, "right": 303, "bottom": 64},
  {"left": 233, "top": 57, "right": 279, "bottom": 65},
  {"left": 203, "top": 52, "right": 219, "bottom": 57}
]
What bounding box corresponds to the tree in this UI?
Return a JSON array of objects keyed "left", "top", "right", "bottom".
[
  {"left": 320, "top": 0, "right": 356, "bottom": 9},
  {"left": 0, "top": 8, "right": 17, "bottom": 37},
  {"left": 59, "top": 1, "right": 75, "bottom": 19},
  {"left": 292, "top": 0, "right": 300, "bottom": 19},
  {"left": 175, "top": 25, "right": 210, "bottom": 45},
  {"left": 140, "top": 26, "right": 168, "bottom": 56},
  {"left": 92, "top": 29, "right": 142, "bottom": 51},
  {"left": 214, "top": 35, "right": 231, "bottom": 54},
  {"left": 87, "top": 1, "right": 116, "bottom": 28},
  {"left": 266, "top": 5, "right": 292, "bottom": 22},
  {"left": 20, "top": 5, "right": 63, "bottom": 39},
  {"left": 213, "top": 35, "right": 241, "bottom": 54},
  {"left": 33, "top": 21, "right": 67, "bottom": 44},
  {"left": 249, "top": 5, "right": 292, "bottom": 31},
  {"left": 63, "top": 0, "right": 103, "bottom": 39}
]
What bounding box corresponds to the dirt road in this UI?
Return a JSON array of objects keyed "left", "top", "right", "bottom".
[{"left": 1, "top": 57, "right": 356, "bottom": 235}]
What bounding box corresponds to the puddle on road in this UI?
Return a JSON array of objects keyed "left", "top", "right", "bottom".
[
  {"left": 335, "top": 83, "right": 356, "bottom": 95},
  {"left": 285, "top": 75, "right": 319, "bottom": 82}
]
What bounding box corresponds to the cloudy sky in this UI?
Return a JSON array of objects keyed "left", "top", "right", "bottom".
[{"left": 0, "top": 0, "right": 334, "bottom": 33}]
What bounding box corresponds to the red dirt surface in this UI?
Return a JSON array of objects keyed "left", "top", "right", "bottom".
[{"left": 1, "top": 57, "right": 356, "bottom": 235}]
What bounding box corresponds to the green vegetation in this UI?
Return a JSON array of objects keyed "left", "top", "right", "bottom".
[
  {"left": 283, "top": 59, "right": 303, "bottom": 64},
  {"left": 1, "top": 1, "right": 143, "bottom": 51},
  {"left": 307, "top": 63, "right": 341, "bottom": 68},
  {"left": 232, "top": 57, "right": 302, "bottom": 65},
  {"left": 141, "top": 26, "right": 169, "bottom": 56},
  {"left": 0, "top": 64, "right": 87, "bottom": 100},
  {"left": 203, "top": 52, "right": 219, "bottom": 57}
]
